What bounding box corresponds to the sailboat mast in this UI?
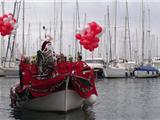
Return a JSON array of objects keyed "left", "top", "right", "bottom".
[
  {"left": 107, "top": 5, "right": 112, "bottom": 61},
  {"left": 147, "top": 9, "right": 151, "bottom": 61},
  {"left": 22, "top": 0, "right": 25, "bottom": 55},
  {"left": 59, "top": 0, "right": 63, "bottom": 54},
  {"left": 83, "top": 13, "right": 87, "bottom": 59},
  {"left": 124, "top": 4, "right": 127, "bottom": 60},
  {"left": 53, "top": 0, "right": 56, "bottom": 51},
  {"left": 114, "top": 0, "right": 117, "bottom": 59},
  {"left": 38, "top": 22, "right": 41, "bottom": 50},
  {"left": 126, "top": 0, "right": 132, "bottom": 60},
  {"left": 74, "top": 0, "right": 80, "bottom": 61},
  {"left": 141, "top": 0, "right": 145, "bottom": 62},
  {"left": 1, "top": 1, "right": 5, "bottom": 66}
]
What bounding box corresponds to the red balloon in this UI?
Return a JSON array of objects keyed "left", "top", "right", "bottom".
[
  {"left": 83, "top": 33, "right": 94, "bottom": 41},
  {"left": 89, "top": 47, "right": 94, "bottom": 52},
  {"left": 1, "top": 26, "right": 7, "bottom": 32},
  {"left": 89, "top": 21, "right": 97, "bottom": 31},
  {"left": 0, "top": 17, "right": 3, "bottom": 21},
  {"left": 4, "top": 22, "right": 12, "bottom": 29},
  {"left": 95, "top": 26, "right": 102, "bottom": 34},
  {"left": 2, "top": 14, "right": 8, "bottom": 19},
  {"left": 1, "top": 31, "right": 7, "bottom": 36},
  {"left": 75, "top": 33, "right": 81, "bottom": 40},
  {"left": 0, "top": 21, "right": 4, "bottom": 26},
  {"left": 13, "top": 18, "right": 17, "bottom": 23},
  {"left": 79, "top": 40, "right": 83, "bottom": 45},
  {"left": 93, "top": 37, "right": 100, "bottom": 43},
  {"left": 91, "top": 42, "right": 98, "bottom": 48},
  {"left": 83, "top": 45, "right": 89, "bottom": 50},
  {"left": 81, "top": 39, "right": 90, "bottom": 45},
  {"left": 8, "top": 13, "right": 13, "bottom": 17}
]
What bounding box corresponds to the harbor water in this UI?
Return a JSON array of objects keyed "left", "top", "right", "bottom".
[{"left": 1, "top": 77, "right": 160, "bottom": 120}]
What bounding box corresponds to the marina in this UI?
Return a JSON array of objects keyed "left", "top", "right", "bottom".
[{"left": 1, "top": 0, "right": 160, "bottom": 120}]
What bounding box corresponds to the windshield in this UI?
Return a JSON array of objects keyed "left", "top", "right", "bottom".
[{"left": 85, "top": 60, "right": 104, "bottom": 64}]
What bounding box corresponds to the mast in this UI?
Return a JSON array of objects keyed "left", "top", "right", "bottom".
[
  {"left": 147, "top": 9, "right": 151, "bottom": 61},
  {"left": 124, "top": 0, "right": 131, "bottom": 60},
  {"left": 107, "top": 5, "right": 112, "bottom": 61},
  {"left": 27, "top": 23, "right": 30, "bottom": 56},
  {"left": 1, "top": 0, "right": 5, "bottom": 66},
  {"left": 75, "top": 0, "right": 80, "bottom": 61},
  {"left": 38, "top": 22, "right": 41, "bottom": 50},
  {"left": 22, "top": 0, "right": 25, "bottom": 55},
  {"left": 59, "top": 0, "right": 63, "bottom": 54},
  {"left": 141, "top": 0, "right": 145, "bottom": 63},
  {"left": 126, "top": 0, "right": 132, "bottom": 60},
  {"left": 124, "top": 5, "right": 127, "bottom": 60},
  {"left": 113, "top": 0, "right": 117, "bottom": 59},
  {"left": 72, "top": 12, "right": 75, "bottom": 58},
  {"left": 84, "top": 13, "right": 87, "bottom": 59},
  {"left": 103, "top": 14, "right": 106, "bottom": 59},
  {"left": 53, "top": 0, "right": 56, "bottom": 51}
]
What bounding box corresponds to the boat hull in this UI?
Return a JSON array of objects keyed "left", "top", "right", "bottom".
[
  {"left": 22, "top": 90, "right": 84, "bottom": 111},
  {"left": 134, "top": 70, "right": 159, "bottom": 78},
  {"left": 105, "top": 66, "right": 130, "bottom": 78},
  {"left": 3, "top": 67, "right": 19, "bottom": 77}
]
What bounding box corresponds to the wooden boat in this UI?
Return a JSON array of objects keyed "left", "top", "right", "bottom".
[{"left": 10, "top": 60, "right": 97, "bottom": 112}]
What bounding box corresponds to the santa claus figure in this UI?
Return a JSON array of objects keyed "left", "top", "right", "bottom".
[{"left": 37, "top": 34, "right": 55, "bottom": 77}]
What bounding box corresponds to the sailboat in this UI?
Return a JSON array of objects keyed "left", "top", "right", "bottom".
[
  {"left": 0, "top": 0, "right": 21, "bottom": 77},
  {"left": 105, "top": 1, "right": 132, "bottom": 78},
  {"left": 134, "top": 1, "right": 159, "bottom": 78}
]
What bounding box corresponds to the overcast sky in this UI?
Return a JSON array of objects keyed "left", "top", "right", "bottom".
[{"left": 1, "top": 0, "right": 160, "bottom": 59}]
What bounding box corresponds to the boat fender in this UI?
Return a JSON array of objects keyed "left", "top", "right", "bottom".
[
  {"left": 84, "top": 94, "right": 97, "bottom": 106},
  {"left": 125, "top": 72, "right": 128, "bottom": 77},
  {"left": 156, "top": 71, "right": 159, "bottom": 75}
]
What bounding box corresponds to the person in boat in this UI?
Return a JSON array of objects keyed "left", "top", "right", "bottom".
[{"left": 37, "top": 34, "right": 55, "bottom": 78}]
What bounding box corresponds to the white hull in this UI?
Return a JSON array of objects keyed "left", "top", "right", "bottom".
[
  {"left": 85, "top": 58, "right": 107, "bottom": 78},
  {"left": 0, "top": 67, "right": 4, "bottom": 76},
  {"left": 134, "top": 70, "right": 159, "bottom": 78},
  {"left": 22, "top": 90, "right": 84, "bottom": 111},
  {"left": 105, "top": 66, "right": 130, "bottom": 78},
  {"left": 3, "top": 67, "right": 19, "bottom": 77}
]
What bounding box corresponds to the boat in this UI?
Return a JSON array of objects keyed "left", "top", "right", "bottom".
[
  {"left": 105, "top": 59, "right": 131, "bottom": 78},
  {"left": 152, "top": 57, "right": 160, "bottom": 72},
  {"left": 134, "top": 65, "right": 159, "bottom": 78},
  {"left": 85, "top": 58, "right": 107, "bottom": 78},
  {"left": 134, "top": 2, "right": 159, "bottom": 78},
  {"left": 10, "top": 59, "right": 97, "bottom": 112}
]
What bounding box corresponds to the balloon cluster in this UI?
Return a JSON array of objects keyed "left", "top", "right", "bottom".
[
  {"left": 75, "top": 21, "right": 103, "bottom": 52},
  {"left": 0, "top": 13, "right": 17, "bottom": 36}
]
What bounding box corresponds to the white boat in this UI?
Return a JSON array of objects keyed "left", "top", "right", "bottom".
[
  {"left": 152, "top": 57, "right": 160, "bottom": 72},
  {"left": 105, "top": 65, "right": 129, "bottom": 78},
  {"left": 3, "top": 67, "right": 19, "bottom": 77},
  {"left": 85, "top": 58, "right": 107, "bottom": 78},
  {"left": 0, "top": 67, "right": 4, "bottom": 76},
  {"left": 134, "top": 65, "right": 159, "bottom": 78},
  {"left": 105, "top": 59, "right": 135, "bottom": 78},
  {"left": 10, "top": 61, "right": 97, "bottom": 112},
  {"left": 11, "top": 77, "right": 84, "bottom": 111}
]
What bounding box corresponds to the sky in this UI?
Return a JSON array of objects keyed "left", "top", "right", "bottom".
[{"left": 1, "top": 0, "right": 160, "bottom": 60}]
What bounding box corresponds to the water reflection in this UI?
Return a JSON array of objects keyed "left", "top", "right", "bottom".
[{"left": 10, "top": 107, "right": 95, "bottom": 120}]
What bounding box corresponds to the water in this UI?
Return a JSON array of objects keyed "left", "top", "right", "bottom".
[{"left": 1, "top": 77, "right": 160, "bottom": 120}]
